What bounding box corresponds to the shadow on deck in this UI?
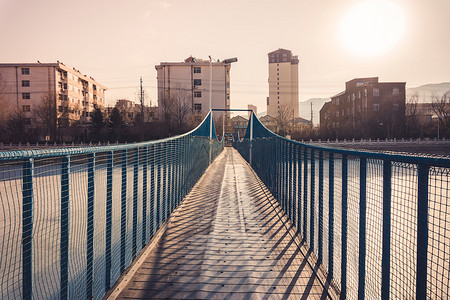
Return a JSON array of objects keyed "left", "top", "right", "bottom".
[{"left": 108, "top": 147, "right": 339, "bottom": 299}]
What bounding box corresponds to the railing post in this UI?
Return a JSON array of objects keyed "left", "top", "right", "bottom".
[
  {"left": 310, "top": 149, "right": 315, "bottom": 251},
  {"left": 341, "top": 154, "right": 348, "bottom": 300},
  {"left": 318, "top": 150, "right": 323, "bottom": 264},
  {"left": 381, "top": 160, "right": 392, "bottom": 300},
  {"left": 149, "top": 145, "right": 155, "bottom": 237},
  {"left": 60, "top": 156, "right": 70, "bottom": 300},
  {"left": 303, "top": 147, "right": 308, "bottom": 242},
  {"left": 358, "top": 157, "right": 367, "bottom": 299},
  {"left": 293, "top": 144, "right": 298, "bottom": 229},
  {"left": 132, "top": 148, "right": 139, "bottom": 259},
  {"left": 416, "top": 164, "right": 429, "bottom": 299},
  {"left": 163, "top": 142, "right": 168, "bottom": 221},
  {"left": 23, "top": 158, "right": 34, "bottom": 300},
  {"left": 328, "top": 152, "right": 334, "bottom": 278},
  {"left": 105, "top": 151, "right": 113, "bottom": 291},
  {"left": 289, "top": 143, "right": 293, "bottom": 219},
  {"left": 156, "top": 144, "right": 162, "bottom": 227},
  {"left": 86, "top": 153, "right": 95, "bottom": 299},
  {"left": 142, "top": 146, "right": 148, "bottom": 248},
  {"left": 120, "top": 150, "right": 127, "bottom": 273},
  {"left": 298, "top": 146, "right": 302, "bottom": 233}
]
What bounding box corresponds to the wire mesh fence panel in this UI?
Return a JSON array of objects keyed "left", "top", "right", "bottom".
[
  {"left": 346, "top": 156, "right": 360, "bottom": 299},
  {"left": 428, "top": 166, "right": 450, "bottom": 299},
  {"left": 389, "top": 162, "right": 418, "bottom": 299}
]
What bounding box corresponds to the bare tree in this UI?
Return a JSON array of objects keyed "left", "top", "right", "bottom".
[
  {"left": 0, "top": 74, "right": 10, "bottom": 128},
  {"left": 158, "top": 85, "right": 193, "bottom": 135},
  {"left": 275, "top": 106, "right": 293, "bottom": 136},
  {"left": 431, "top": 91, "right": 450, "bottom": 138},
  {"left": 34, "top": 91, "right": 57, "bottom": 141}
]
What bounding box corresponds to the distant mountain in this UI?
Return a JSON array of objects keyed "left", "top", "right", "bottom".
[
  {"left": 407, "top": 83, "right": 450, "bottom": 103},
  {"left": 299, "top": 98, "right": 330, "bottom": 126}
]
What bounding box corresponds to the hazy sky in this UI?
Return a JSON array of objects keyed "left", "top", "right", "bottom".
[{"left": 1, "top": 0, "right": 449, "bottom": 113}]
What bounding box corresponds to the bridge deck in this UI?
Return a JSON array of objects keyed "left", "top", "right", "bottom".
[{"left": 111, "top": 147, "right": 337, "bottom": 299}]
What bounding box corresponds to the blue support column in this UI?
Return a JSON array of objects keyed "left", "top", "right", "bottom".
[
  {"left": 86, "top": 153, "right": 95, "bottom": 299},
  {"left": 120, "top": 150, "right": 127, "bottom": 272},
  {"left": 310, "top": 149, "right": 315, "bottom": 251},
  {"left": 318, "top": 151, "right": 323, "bottom": 264},
  {"left": 328, "top": 153, "right": 334, "bottom": 278},
  {"left": 60, "top": 156, "right": 70, "bottom": 300},
  {"left": 416, "top": 164, "right": 429, "bottom": 300},
  {"left": 22, "top": 158, "right": 33, "bottom": 300},
  {"left": 303, "top": 147, "right": 308, "bottom": 242},
  {"left": 132, "top": 149, "right": 139, "bottom": 259},
  {"left": 105, "top": 151, "right": 113, "bottom": 291},
  {"left": 358, "top": 157, "right": 367, "bottom": 299},
  {"left": 381, "top": 160, "right": 392, "bottom": 300},
  {"left": 341, "top": 154, "right": 348, "bottom": 300},
  {"left": 142, "top": 147, "right": 148, "bottom": 247}
]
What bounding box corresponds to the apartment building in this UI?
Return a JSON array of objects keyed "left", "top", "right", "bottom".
[
  {"left": 267, "top": 48, "right": 299, "bottom": 119},
  {"left": 155, "top": 56, "right": 236, "bottom": 125},
  {"left": 320, "top": 77, "right": 406, "bottom": 139},
  {"left": 0, "top": 62, "right": 107, "bottom": 128}
]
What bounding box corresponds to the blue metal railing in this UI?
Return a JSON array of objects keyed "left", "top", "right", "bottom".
[
  {"left": 235, "top": 112, "right": 450, "bottom": 299},
  {"left": 0, "top": 112, "right": 223, "bottom": 300}
]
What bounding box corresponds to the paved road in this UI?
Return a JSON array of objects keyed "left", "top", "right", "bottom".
[{"left": 112, "top": 147, "right": 337, "bottom": 299}]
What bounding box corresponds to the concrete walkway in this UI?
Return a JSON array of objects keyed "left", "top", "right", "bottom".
[{"left": 111, "top": 147, "right": 337, "bottom": 299}]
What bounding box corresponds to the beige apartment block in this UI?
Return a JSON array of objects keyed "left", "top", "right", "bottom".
[
  {"left": 267, "top": 48, "right": 299, "bottom": 119},
  {"left": 155, "top": 56, "right": 235, "bottom": 125},
  {"left": 0, "top": 62, "right": 107, "bottom": 128}
]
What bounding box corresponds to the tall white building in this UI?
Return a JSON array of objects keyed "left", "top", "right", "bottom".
[
  {"left": 267, "top": 49, "right": 299, "bottom": 119},
  {"left": 155, "top": 56, "right": 235, "bottom": 124}
]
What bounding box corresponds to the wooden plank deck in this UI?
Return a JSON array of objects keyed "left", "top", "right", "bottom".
[{"left": 109, "top": 147, "right": 338, "bottom": 299}]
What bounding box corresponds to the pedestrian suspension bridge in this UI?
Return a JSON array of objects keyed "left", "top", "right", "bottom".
[{"left": 0, "top": 112, "right": 449, "bottom": 299}]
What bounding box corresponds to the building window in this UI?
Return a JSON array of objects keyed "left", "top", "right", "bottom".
[
  {"left": 194, "top": 91, "right": 202, "bottom": 98},
  {"left": 393, "top": 103, "right": 399, "bottom": 111},
  {"left": 22, "top": 105, "right": 31, "bottom": 112},
  {"left": 364, "top": 89, "right": 367, "bottom": 97},
  {"left": 373, "top": 103, "right": 380, "bottom": 111},
  {"left": 194, "top": 79, "right": 201, "bottom": 86},
  {"left": 277, "top": 87, "right": 279, "bottom": 90},
  {"left": 21, "top": 68, "right": 30, "bottom": 75},
  {"left": 336, "top": 99, "right": 339, "bottom": 105},
  {"left": 194, "top": 103, "right": 202, "bottom": 111},
  {"left": 194, "top": 67, "right": 201, "bottom": 73},
  {"left": 22, "top": 80, "right": 30, "bottom": 87},
  {"left": 393, "top": 88, "right": 400, "bottom": 96},
  {"left": 24, "top": 118, "right": 31, "bottom": 125},
  {"left": 22, "top": 93, "right": 30, "bottom": 99},
  {"left": 277, "top": 92, "right": 279, "bottom": 95},
  {"left": 373, "top": 88, "right": 380, "bottom": 97}
]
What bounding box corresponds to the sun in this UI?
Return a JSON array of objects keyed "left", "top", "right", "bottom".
[{"left": 338, "top": 0, "right": 405, "bottom": 57}]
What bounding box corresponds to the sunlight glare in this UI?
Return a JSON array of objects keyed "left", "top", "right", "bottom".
[{"left": 338, "top": 0, "right": 405, "bottom": 57}]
